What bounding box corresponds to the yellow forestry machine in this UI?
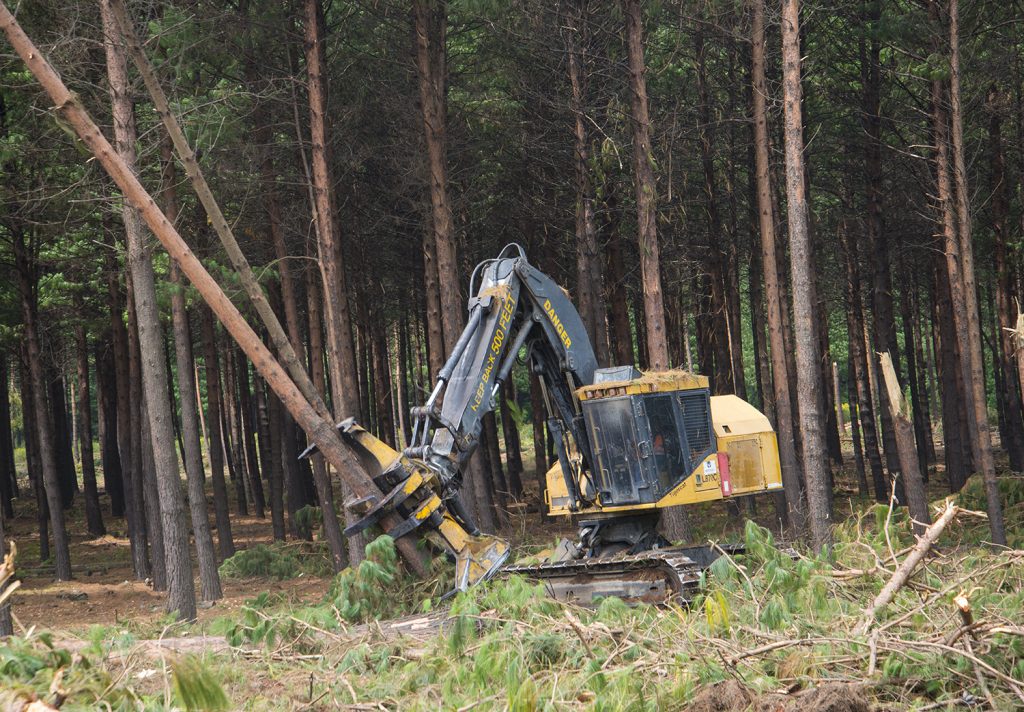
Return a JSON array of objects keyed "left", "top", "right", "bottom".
[{"left": 308, "top": 244, "right": 782, "bottom": 603}]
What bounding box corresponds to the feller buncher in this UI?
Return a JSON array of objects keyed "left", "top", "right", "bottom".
[{"left": 307, "top": 244, "right": 782, "bottom": 603}]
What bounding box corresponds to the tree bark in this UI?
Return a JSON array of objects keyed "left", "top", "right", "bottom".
[
  {"left": 751, "top": 0, "right": 802, "bottom": 531},
  {"left": 200, "top": 308, "right": 235, "bottom": 559},
  {"left": 623, "top": 0, "right": 670, "bottom": 372},
  {"left": 781, "top": 0, "right": 831, "bottom": 551},
  {"left": 14, "top": 231, "right": 71, "bottom": 580},
  {"left": 879, "top": 353, "right": 931, "bottom": 536},
  {"left": 861, "top": 0, "right": 902, "bottom": 480},
  {"left": 103, "top": 231, "right": 145, "bottom": 574},
  {"left": 161, "top": 139, "right": 222, "bottom": 601},
  {"left": 842, "top": 221, "right": 886, "bottom": 501},
  {"left": 95, "top": 341, "right": 124, "bottom": 518},
  {"left": 695, "top": 22, "right": 734, "bottom": 394},
  {"left": 0, "top": 357, "right": 14, "bottom": 520},
  {"left": 75, "top": 326, "right": 105, "bottom": 537},
  {"left": 987, "top": 87, "right": 1024, "bottom": 472},
  {"left": 947, "top": 0, "right": 1005, "bottom": 544},
  {"left": 304, "top": 0, "right": 363, "bottom": 568},
  {"left": 567, "top": 2, "right": 609, "bottom": 367}
]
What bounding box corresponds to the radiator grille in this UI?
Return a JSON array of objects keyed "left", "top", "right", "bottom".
[{"left": 679, "top": 392, "right": 713, "bottom": 465}]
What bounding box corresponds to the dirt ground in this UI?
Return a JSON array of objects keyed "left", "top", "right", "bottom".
[
  {"left": 6, "top": 506, "right": 332, "bottom": 635},
  {"left": 2, "top": 445, "right": 965, "bottom": 637}
]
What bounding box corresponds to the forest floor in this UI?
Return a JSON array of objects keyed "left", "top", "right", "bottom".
[{"left": 2, "top": 453, "right": 1024, "bottom": 710}]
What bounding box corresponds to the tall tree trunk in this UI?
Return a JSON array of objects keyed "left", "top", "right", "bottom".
[
  {"left": 304, "top": 0, "right": 362, "bottom": 567},
  {"left": 695, "top": 21, "right": 734, "bottom": 393},
  {"left": 567, "top": 1, "right": 609, "bottom": 366},
  {"left": 0, "top": 357, "right": 14, "bottom": 520},
  {"left": 47, "top": 372, "right": 77, "bottom": 510},
  {"left": 933, "top": 264, "right": 969, "bottom": 492},
  {"left": 221, "top": 347, "right": 248, "bottom": 516},
  {"left": 102, "top": 0, "right": 195, "bottom": 618},
  {"left": 95, "top": 342, "right": 125, "bottom": 517},
  {"left": 75, "top": 326, "right": 105, "bottom": 537},
  {"left": 20, "top": 350, "right": 49, "bottom": 564},
  {"left": 623, "top": 0, "right": 687, "bottom": 541},
  {"left": 161, "top": 139, "right": 222, "bottom": 601},
  {"left": 751, "top": 0, "right": 801, "bottom": 530},
  {"left": 236, "top": 348, "right": 266, "bottom": 518},
  {"left": 987, "top": 87, "right": 1024, "bottom": 472},
  {"left": 200, "top": 307, "right": 235, "bottom": 558},
  {"left": 947, "top": 0, "right": 1005, "bottom": 544},
  {"left": 861, "top": 0, "right": 901, "bottom": 479},
  {"left": 14, "top": 231, "right": 71, "bottom": 580},
  {"left": 623, "top": 0, "right": 669, "bottom": 372},
  {"left": 781, "top": 0, "right": 831, "bottom": 550},
  {"left": 842, "top": 221, "right": 886, "bottom": 501},
  {"left": 104, "top": 231, "right": 145, "bottom": 573},
  {"left": 848, "top": 351, "right": 869, "bottom": 497}
]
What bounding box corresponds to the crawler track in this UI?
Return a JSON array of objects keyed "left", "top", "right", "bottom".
[{"left": 505, "top": 544, "right": 748, "bottom": 605}]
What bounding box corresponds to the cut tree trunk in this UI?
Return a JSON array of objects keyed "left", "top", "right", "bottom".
[{"left": 878, "top": 352, "right": 931, "bottom": 535}]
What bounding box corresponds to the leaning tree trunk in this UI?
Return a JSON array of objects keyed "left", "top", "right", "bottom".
[
  {"left": 781, "top": 0, "right": 831, "bottom": 551},
  {"left": 1, "top": 0, "right": 430, "bottom": 577}
]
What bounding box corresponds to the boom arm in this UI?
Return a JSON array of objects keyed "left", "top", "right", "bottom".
[{"left": 405, "top": 245, "right": 598, "bottom": 524}]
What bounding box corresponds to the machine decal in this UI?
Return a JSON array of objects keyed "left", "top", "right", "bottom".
[
  {"left": 543, "top": 298, "right": 572, "bottom": 349},
  {"left": 695, "top": 457, "right": 720, "bottom": 491},
  {"left": 470, "top": 291, "right": 516, "bottom": 413}
]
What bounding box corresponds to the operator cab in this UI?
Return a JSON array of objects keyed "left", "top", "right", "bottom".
[{"left": 578, "top": 367, "right": 716, "bottom": 507}]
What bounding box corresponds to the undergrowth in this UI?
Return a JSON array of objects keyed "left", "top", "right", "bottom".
[
  {"left": 0, "top": 633, "right": 228, "bottom": 711},
  {"left": 218, "top": 540, "right": 333, "bottom": 580},
  {"left": 7, "top": 482, "right": 1024, "bottom": 710}
]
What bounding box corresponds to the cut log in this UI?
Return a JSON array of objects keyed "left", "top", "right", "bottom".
[{"left": 857, "top": 501, "right": 963, "bottom": 634}]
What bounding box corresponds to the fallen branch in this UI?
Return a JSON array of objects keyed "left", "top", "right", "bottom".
[{"left": 857, "top": 501, "right": 970, "bottom": 635}]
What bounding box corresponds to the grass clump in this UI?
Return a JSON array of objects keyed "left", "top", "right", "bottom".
[{"left": 218, "top": 541, "right": 332, "bottom": 580}]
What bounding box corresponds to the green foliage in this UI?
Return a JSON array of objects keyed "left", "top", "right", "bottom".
[
  {"left": 218, "top": 542, "right": 332, "bottom": 580},
  {"left": 172, "top": 656, "right": 230, "bottom": 711},
  {"left": 294, "top": 505, "right": 324, "bottom": 541},
  {"left": 329, "top": 535, "right": 404, "bottom": 623}
]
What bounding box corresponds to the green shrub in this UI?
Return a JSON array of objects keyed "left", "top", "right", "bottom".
[{"left": 219, "top": 542, "right": 331, "bottom": 580}]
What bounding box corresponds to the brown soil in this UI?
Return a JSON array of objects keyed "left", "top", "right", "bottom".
[{"left": 6, "top": 506, "right": 331, "bottom": 634}]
